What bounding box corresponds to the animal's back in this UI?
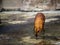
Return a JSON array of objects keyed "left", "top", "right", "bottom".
[{"left": 34, "top": 13, "right": 45, "bottom": 38}]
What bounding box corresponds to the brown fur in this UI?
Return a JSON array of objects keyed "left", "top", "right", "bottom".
[{"left": 34, "top": 13, "right": 45, "bottom": 38}]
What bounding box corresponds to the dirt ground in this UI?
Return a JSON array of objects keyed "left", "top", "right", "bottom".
[{"left": 0, "top": 11, "right": 60, "bottom": 45}]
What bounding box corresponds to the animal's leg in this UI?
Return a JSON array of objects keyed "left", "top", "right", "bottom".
[
  {"left": 34, "top": 27, "right": 39, "bottom": 39},
  {"left": 35, "top": 32, "right": 38, "bottom": 39},
  {"left": 35, "top": 28, "right": 38, "bottom": 38}
]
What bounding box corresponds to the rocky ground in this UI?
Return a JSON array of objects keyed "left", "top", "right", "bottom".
[{"left": 0, "top": 11, "right": 60, "bottom": 45}]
